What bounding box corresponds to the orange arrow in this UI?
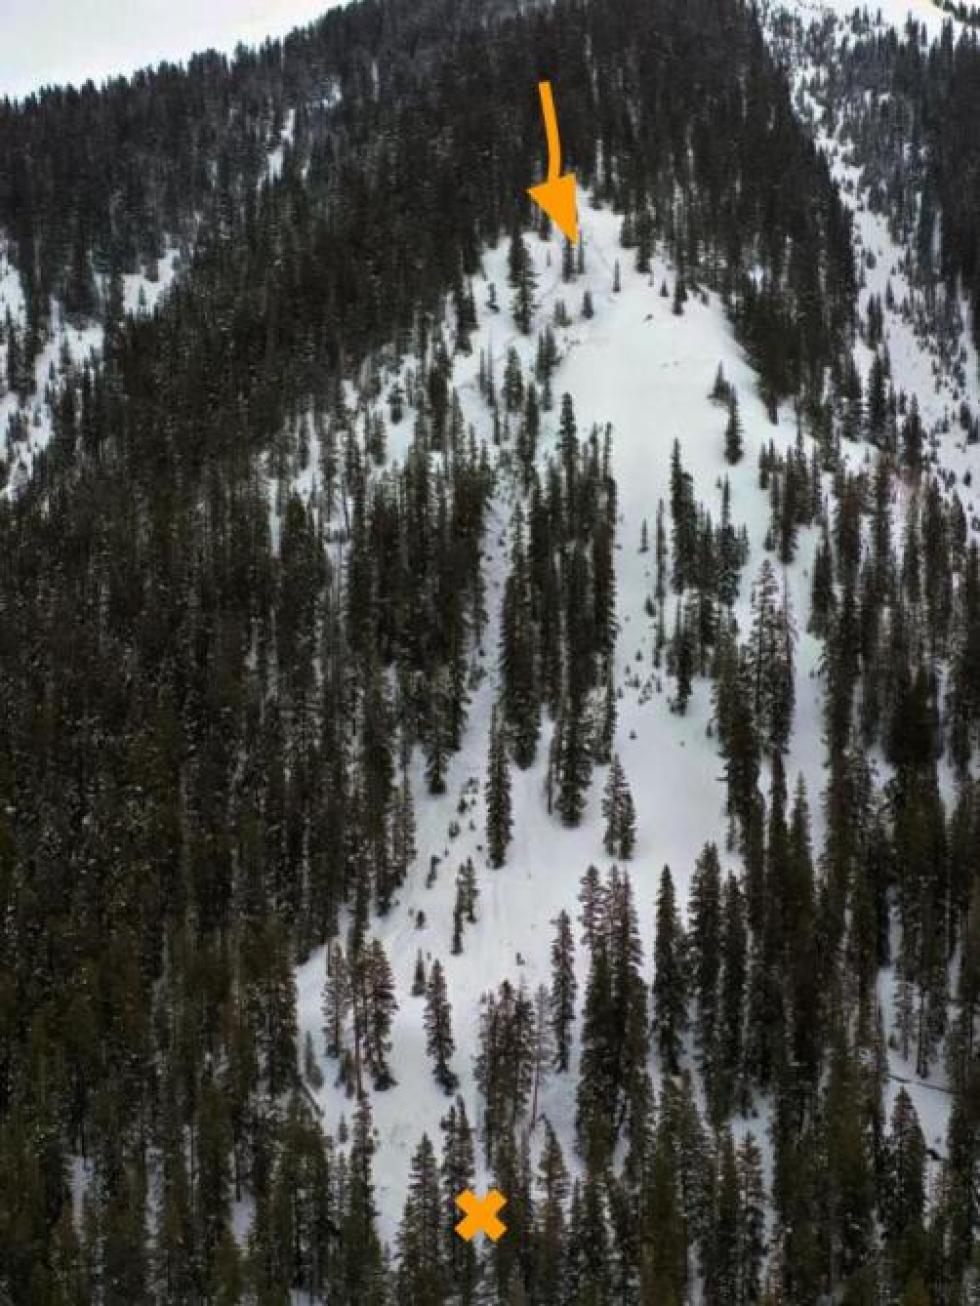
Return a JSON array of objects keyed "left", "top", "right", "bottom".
[{"left": 528, "top": 81, "right": 579, "bottom": 244}]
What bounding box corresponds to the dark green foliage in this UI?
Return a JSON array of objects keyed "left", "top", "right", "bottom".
[
  {"left": 549, "top": 911, "right": 577, "bottom": 1073},
  {"left": 475, "top": 980, "right": 536, "bottom": 1167},
  {"left": 724, "top": 393, "right": 743, "bottom": 465},
  {"left": 652, "top": 866, "right": 688, "bottom": 1073},
  {"left": 486, "top": 706, "right": 513, "bottom": 868},
  {"left": 440, "top": 1100, "right": 477, "bottom": 1303},
  {"left": 425, "top": 961, "right": 458, "bottom": 1094},
  {"left": 601, "top": 755, "right": 637, "bottom": 859},
  {"left": 688, "top": 843, "right": 722, "bottom": 1108},
  {"left": 353, "top": 939, "right": 398, "bottom": 1091},
  {"left": 555, "top": 695, "right": 593, "bottom": 827},
  {"left": 510, "top": 233, "right": 537, "bottom": 335},
  {"left": 883, "top": 1088, "right": 927, "bottom": 1283},
  {"left": 10, "top": 0, "right": 980, "bottom": 1300},
  {"left": 499, "top": 511, "right": 540, "bottom": 768},
  {"left": 323, "top": 942, "right": 352, "bottom": 1057},
  {"left": 397, "top": 1134, "right": 448, "bottom": 1304},
  {"left": 576, "top": 868, "right": 649, "bottom": 1164}
]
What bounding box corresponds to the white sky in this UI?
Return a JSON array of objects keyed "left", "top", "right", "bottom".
[{"left": 0, "top": 1, "right": 339, "bottom": 100}]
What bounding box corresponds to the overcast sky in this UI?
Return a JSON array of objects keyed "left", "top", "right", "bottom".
[{"left": 0, "top": 0, "right": 339, "bottom": 99}]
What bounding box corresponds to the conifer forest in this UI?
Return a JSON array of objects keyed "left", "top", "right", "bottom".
[{"left": 0, "top": 0, "right": 978, "bottom": 1301}]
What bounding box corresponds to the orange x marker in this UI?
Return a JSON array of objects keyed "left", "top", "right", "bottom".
[{"left": 455, "top": 1188, "right": 507, "bottom": 1242}]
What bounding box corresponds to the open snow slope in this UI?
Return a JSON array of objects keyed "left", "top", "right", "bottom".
[
  {"left": 292, "top": 196, "right": 841, "bottom": 1242},
  {"left": 779, "top": 0, "right": 951, "bottom": 37},
  {"left": 2, "top": 0, "right": 965, "bottom": 1264},
  {"left": 289, "top": 5, "right": 980, "bottom": 1244},
  {"left": 764, "top": 0, "right": 980, "bottom": 1164}
]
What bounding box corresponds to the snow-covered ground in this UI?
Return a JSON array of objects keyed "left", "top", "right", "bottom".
[
  {"left": 2, "top": 0, "right": 968, "bottom": 1262},
  {"left": 775, "top": 0, "right": 952, "bottom": 37},
  {"left": 769, "top": 0, "right": 980, "bottom": 1150},
  {"left": 288, "top": 5, "right": 980, "bottom": 1244},
  {"left": 0, "top": 247, "right": 181, "bottom": 499},
  {"left": 123, "top": 249, "right": 182, "bottom": 317},
  {"left": 290, "top": 195, "right": 838, "bottom": 1240},
  {"left": 0, "top": 263, "right": 101, "bottom": 497}
]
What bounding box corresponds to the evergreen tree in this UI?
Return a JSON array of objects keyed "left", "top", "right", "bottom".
[
  {"left": 670, "top": 440, "right": 698, "bottom": 593},
  {"left": 440, "top": 1100, "right": 477, "bottom": 1304},
  {"left": 451, "top": 897, "right": 464, "bottom": 956},
  {"left": 578, "top": 863, "right": 607, "bottom": 953},
  {"left": 558, "top": 392, "right": 579, "bottom": 488},
  {"left": 486, "top": 705, "right": 513, "bottom": 867},
  {"left": 706, "top": 1130, "right": 740, "bottom": 1306},
  {"left": 340, "top": 1095, "right": 385, "bottom": 1301},
  {"left": 323, "top": 942, "right": 351, "bottom": 1059},
  {"left": 354, "top": 940, "right": 398, "bottom": 1090},
  {"left": 689, "top": 843, "right": 723, "bottom": 1108},
  {"left": 724, "top": 392, "right": 744, "bottom": 465},
  {"left": 883, "top": 1089, "right": 926, "bottom": 1265},
  {"left": 549, "top": 910, "right": 577, "bottom": 1073},
  {"left": 397, "top": 1134, "right": 448, "bottom": 1304},
  {"left": 457, "top": 858, "right": 479, "bottom": 923},
  {"left": 556, "top": 695, "right": 592, "bottom": 827},
  {"left": 504, "top": 346, "right": 525, "bottom": 412},
  {"left": 391, "top": 769, "right": 418, "bottom": 890},
  {"left": 425, "top": 960, "right": 458, "bottom": 1094},
  {"left": 535, "top": 1122, "right": 570, "bottom": 1306},
  {"left": 602, "top": 755, "right": 637, "bottom": 859},
  {"left": 499, "top": 512, "right": 540, "bottom": 768},
  {"left": 747, "top": 560, "right": 796, "bottom": 755},
  {"left": 642, "top": 1092, "right": 690, "bottom": 1302},
  {"left": 475, "top": 980, "right": 537, "bottom": 1166},
  {"left": 672, "top": 601, "right": 696, "bottom": 715},
  {"left": 593, "top": 661, "right": 618, "bottom": 766},
  {"left": 562, "top": 236, "right": 576, "bottom": 283},
  {"left": 424, "top": 669, "right": 454, "bottom": 796},
  {"left": 736, "top": 1133, "right": 766, "bottom": 1305},
  {"left": 653, "top": 866, "right": 688, "bottom": 1073},
  {"left": 511, "top": 233, "right": 537, "bottom": 334},
  {"left": 577, "top": 869, "right": 649, "bottom": 1164}
]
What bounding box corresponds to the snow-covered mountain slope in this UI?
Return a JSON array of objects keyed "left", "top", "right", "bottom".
[
  {"left": 775, "top": 0, "right": 950, "bottom": 37},
  {"left": 4, "top": 2, "right": 970, "bottom": 1286},
  {"left": 281, "top": 8, "right": 980, "bottom": 1255},
  {"left": 0, "top": 246, "right": 181, "bottom": 499},
  {"left": 292, "top": 199, "right": 796, "bottom": 1238},
  {"left": 0, "top": 254, "right": 100, "bottom": 498},
  {"left": 764, "top": 0, "right": 980, "bottom": 1167},
  {"left": 286, "top": 182, "right": 974, "bottom": 1250},
  {"left": 771, "top": 0, "right": 980, "bottom": 475}
]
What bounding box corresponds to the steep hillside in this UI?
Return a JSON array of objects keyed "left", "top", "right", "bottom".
[{"left": 0, "top": 0, "right": 978, "bottom": 1303}]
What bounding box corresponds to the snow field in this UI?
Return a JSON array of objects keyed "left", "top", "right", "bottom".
[
  {"left": 294, "top": 6, "right": 980, "bottom": 1218},
  {"left": 294, "top": 195, "right": 833, "bottom": 1241}
]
